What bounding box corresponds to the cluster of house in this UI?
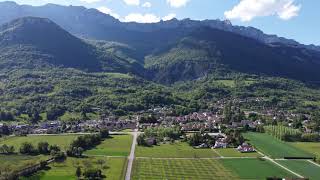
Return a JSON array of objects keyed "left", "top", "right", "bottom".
[
  {"left": 1, "top": 118, "right": 136, "bottom": 135},
  {"left": 193, "top": 132, "right": 256, "bottom": 153},
  {"left": 237, "top": 143, "right": 256, "bottom": 153},
  {"left": 138, "top": 110, "right": 265, "bottom": 132},
  {"left": 138, "top": 112, "right": 223, "bottom": 131},
  {"left": 211, "top": 133, "right": 255, "bottom": 153}
]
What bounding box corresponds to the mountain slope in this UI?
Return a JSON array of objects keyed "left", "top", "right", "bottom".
[
  {"left": 146, "top": 27, "right": 320, "bottom": 84},
  {"left": 0, "top": 16, "right": 144, "bottom": 74}
]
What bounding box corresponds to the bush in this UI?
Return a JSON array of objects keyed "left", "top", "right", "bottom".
[
  {"left": 83, "top": 168, "right": 103, "bottom": 179},
  {"left": 20, "top": 142, "right": 37, "bottom": 155},
  {"left": 66, "top": 147, "right": 84, "bottom": 157},
  {"left": 100, "top": 129, "right": 109, "bottom": 139},
  {"left": 0, "top": 144, "right": 15, "bottom": 154},
  {"left": 37, "top": 142, "right": 49, "bottom": 154},
  {"left": 301, "top": 133, "right": 320, "bottom": 142},
  {"left": 51, "top": 151, "right": 66, "bottom": 161},
  {"left": 137, "top": 134, "right": 147, "bottom": 146}
]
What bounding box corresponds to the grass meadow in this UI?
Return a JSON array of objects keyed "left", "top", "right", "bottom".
[
  {"left": 213, "top": 148, "right": 261, "bottom": 157},
  {"left": 135, "top": 142, "right": 219, "bottom": 158},
  {"left": 221, "top": 158, "right": 297, "bottom": 180},
  {"left": 290, "top": 142, "right": 320, "bottom": 158},
  {"left": 0, "top": 134, "right": 80, "bottom": 151},
  {"left": 243, "top": 132, "right": 313, "bottom": 158},
  {"left": 0, "top": 154, "right": 49, "bottom": 171},
  {"left": 132, "top": 159, "right": 238, "bottom": 180},
  {"left": 85, "top": 134, "right": 132, "bottom": 157},
  {"left": 276, "top": 160, "right": 320, "bottom": 180},
  {"left": 23, "top": 157, "right": 127, "bottom": 180}
]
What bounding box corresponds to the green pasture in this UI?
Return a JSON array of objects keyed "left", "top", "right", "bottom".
[
  {"left": 132, "top": 158, "right": 237, "bottom": 180},
  {"left": 135, "top": 142, "right": 219, "bottom": 158},
  {"left": 243, "top": 132, "right": 313, "bottom": 158},
  {"left": 276, "top": 160, "right": 320, "bottom": 180},
  {"left": 85, "top": 134, "right": 132, "bottom": 157}
]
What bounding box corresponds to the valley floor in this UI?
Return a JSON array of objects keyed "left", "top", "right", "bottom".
[{"left": 1, "top": 132, "right": 320, "bottom": 180}]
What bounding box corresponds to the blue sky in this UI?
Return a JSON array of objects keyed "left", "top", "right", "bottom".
[{"left": 1, "top": 0, "right": 319, "bottom": 45}]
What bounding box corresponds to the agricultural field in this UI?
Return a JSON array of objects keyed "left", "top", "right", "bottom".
[
  {"left": 24, "top": 157, "right": 127, "bottom": 180},
  {"left": 243, "top": 132, "right": 313, "bottom": 158},
  {"left": 135, "top": 142, "right": 219, "bottom": 158},
  {"left": 221, "top": 158, "right": 297, "bottom": 180},
  {"left": 132, "top": 158, "right": 238, "bottom": 180},
  {"left": 276, "top": 160, "right": 320, "bottom": 180},
  {"left": 213, "top": 148, "right": 261, "bottom": 157},
  {"left": 290, "top": 142, "right": 320, "bottom": 158},
  {"left": 0, "top": 134, "right": 80, "bottom": 151},
  {"left": 85, "top": 134, "right": 132, "bottom": 156}
]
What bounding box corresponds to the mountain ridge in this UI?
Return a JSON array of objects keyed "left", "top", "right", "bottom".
[
  {"left": 1, "top": 16, "right": 320, "bottom": 85},
  {"left": 0, "top": 1, "right": 318, "bottom": 52}
]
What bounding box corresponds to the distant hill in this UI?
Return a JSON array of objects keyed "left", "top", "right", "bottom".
[{"left": 0, "top": 16, "right": 144, "bottom": 74}]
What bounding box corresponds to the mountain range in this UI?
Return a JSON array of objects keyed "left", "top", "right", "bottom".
[
  {"left": 0, "top": 1, "right": 319, "bottom": 52},
  {"left": 0, "top": 1, "right": 320, "bottom": 120},
  {"left": 0, "top": 1, "right": 320, "bottom": 84}
]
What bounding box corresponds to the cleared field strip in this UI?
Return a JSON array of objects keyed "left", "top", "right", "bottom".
[{"left": 243, "top": 132, "right": 313, "bottom": 158}]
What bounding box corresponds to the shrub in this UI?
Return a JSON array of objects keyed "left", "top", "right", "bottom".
[{"left": 20, "top": 142, "right": 37, "bottom": 155}]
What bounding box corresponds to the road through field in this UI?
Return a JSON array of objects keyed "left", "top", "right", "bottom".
[
  {"left": 256, "top": 150, "right": 304, "bottom": 178},
  {"left": 125, "top": 130, "right": 138, "bottom": 180}
]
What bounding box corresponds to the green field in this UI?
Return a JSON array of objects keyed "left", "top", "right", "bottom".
[
  {"left": 214, "top": 79, "right": 256, "bottom": 88},
  {"left": 221, "top": 158, "right": 296, "bottom": 180},
  {"left": 0, "top": 135, "right": 80, "bottom": 151},
  {"left": 276, "top": 160, "right": 320, "bottom": 180},
  {"left": 85, "top": 134, "right": 132, "bottom": 156},
  {"left": 135, "top": 142, "right": 219, "bottom": 158},
  {"left": 24, "top": 157, "right": 127, "bottom": 180},
  {"left": 290, "top": 142, "right": 320, "bottom": 157},
  {"left": 132, "top": 158, "right": 238, "bottom": 180},
  {"left": 214, "top": 148, "right": 261, "bottom": 157},
  {"left": 243, "top": 132, "right": 313, "bottom": 158},
  {"left": 0, "top": 154, "right": 48, "bottom": 170}
]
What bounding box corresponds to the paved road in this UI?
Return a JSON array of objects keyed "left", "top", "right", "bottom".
[{"left": 125, "top": 129, "right": 138, "bottom": 180}]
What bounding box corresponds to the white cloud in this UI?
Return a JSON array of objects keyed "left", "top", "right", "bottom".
[
  {"left": 142, "top": 2, "right": 152, "bottom": 8},
  {"left": 162, "top": 13, "right": 176, "bottom": 21},
  {"left": 97, "top": 6, "right": 120, "bottom": 19},
  {"left": 123, "top": 13, "right": 160, "bottom": 23},
  {"left": 123, "top": 0, "right": 140, "bottom": 6},
  {"left": 167, "top": 0, "right": 190, "bottom": 8},
  {"left": 123, "top": 13, "right": 177, "bottom": 23},
  {"left": 224, "top": 0, "right": 301, "bottom": 22},
  {"left": 80, "top": 0, "right": 102, "bottom": 3}
]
